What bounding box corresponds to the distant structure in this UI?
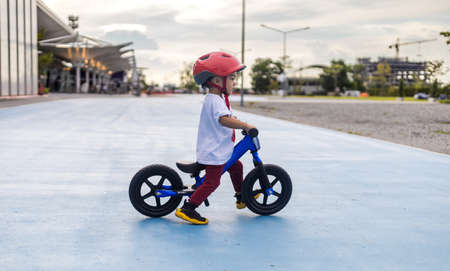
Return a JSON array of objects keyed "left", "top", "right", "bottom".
[
  {"left": 0, "top": 0, "right": 136, "bottom": 97},
  {"left": 288, "top": 77, "right": 323, "bottom": 95},
  {"left": 357, "top": 57, "right": 428, "bottom": 86}
]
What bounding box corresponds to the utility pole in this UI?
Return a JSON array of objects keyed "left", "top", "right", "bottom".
[
  {"left": 240, "top": 0, "right": 245, "bottom": 107},
  {"left": 260, "top": 24, "right": 310, "bottom": 68}
]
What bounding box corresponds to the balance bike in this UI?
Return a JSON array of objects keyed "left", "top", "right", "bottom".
[{"left": 129, "top": 128, "right": 292, "bottom": 217}]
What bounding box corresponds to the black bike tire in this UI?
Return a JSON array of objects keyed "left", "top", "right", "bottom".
[
  {"left": 242, "top": 164, "right": 292, "bottom": 215},
  {"left": 129, "top": 164, "right": 183, "bottom": 217}
]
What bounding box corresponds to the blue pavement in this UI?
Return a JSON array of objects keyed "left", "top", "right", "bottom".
[{"left": 0, "top": 95, "right": 449, "bottom": 271}]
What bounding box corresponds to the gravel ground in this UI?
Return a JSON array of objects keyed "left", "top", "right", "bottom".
[{"left": 232, "top": 100, "right": 450, "bottom": 155}]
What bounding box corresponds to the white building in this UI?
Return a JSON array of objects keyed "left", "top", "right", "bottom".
[
  {"left": 1, "top": 0, "right": 136, "bottom": 97},
  {"left": 0, "top": 0, "right": 38, "bottom": 96}
]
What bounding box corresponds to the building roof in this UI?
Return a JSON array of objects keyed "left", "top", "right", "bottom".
[
  {"left": 37, "top": 0, "right": 74, "bottom": 40},
  {"left": 37, "top": 0, "right": 135, "bottom": 73}
]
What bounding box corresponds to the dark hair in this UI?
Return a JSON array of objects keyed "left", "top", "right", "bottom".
[{"left": 201, "top": 77, "right": 214, "bottom": 89}]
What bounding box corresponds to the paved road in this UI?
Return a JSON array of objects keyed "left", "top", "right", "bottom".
[{"left": 1, "top": 95, "right": 449, "bottom": 271}]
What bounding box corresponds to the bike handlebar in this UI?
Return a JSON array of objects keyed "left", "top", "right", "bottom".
[{"left": 241, "top": 128, "right": 259, "bottom": 137}]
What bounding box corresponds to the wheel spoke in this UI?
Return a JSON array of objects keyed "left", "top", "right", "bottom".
[
  {"left": 263, "top": 194, "right": 268, "bottom": 205},
  {"left": 155, "top": 196, "right": 161, "bottom": 207},
  {"left": 272, "top": 191, "right": 281, "bottom": 198},
  {"left": 271, "top": 178, "right": 280, "bottom": 187},
  {"left": 156, "top": 177, "right": 165, "bottom": 188},
  {"left": 142, "top": 191, "right": 153, "bottom": 200},
  {"left": 144, "top": 179, "right": 154, "bottom": 190}
]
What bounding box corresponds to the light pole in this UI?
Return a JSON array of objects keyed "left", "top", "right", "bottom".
[
  {"left": 240, "top": 0, "right": 246, "bottom": 107},
  {"left": 260, "top": 24, "right": 310, "bottom": 69},
  {"left": 68, "top": 15, "right": 81, "bottom": 93}
]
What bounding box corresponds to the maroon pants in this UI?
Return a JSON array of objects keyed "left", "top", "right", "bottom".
[{"left": 189, "top": 160, "right": 243, "bottom": 207}]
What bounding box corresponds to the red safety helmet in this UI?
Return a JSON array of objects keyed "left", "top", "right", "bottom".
[{"left": 193, "top": 52, "right": 246, "bottom": 87}]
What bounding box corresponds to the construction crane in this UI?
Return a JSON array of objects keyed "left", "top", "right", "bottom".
[{"left": 388, "top": 38, "right": 437, "bottom": 59}]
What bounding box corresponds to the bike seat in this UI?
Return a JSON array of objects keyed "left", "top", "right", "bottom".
[{"left": 176, "top": 161, "right": 206, "bottom": 174}]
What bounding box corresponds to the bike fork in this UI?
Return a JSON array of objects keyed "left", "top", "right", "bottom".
[{"left": 252, "top": 152, "right": 274, "bottom": 196}]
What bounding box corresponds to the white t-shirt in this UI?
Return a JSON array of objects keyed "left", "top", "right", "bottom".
[{"left": 196, "top": 94, "right": 234, "bottom": 165}]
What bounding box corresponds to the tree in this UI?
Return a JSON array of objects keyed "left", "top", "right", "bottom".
[
  {"left": 179, "top": 62, "right": 199, "bottom": 92},
  {"left": 426, "top": 60, "right": 446, "bottom": 81},
  {"left": 444, "top": 84, "right": 450, "bottom": 97},
  {"left": 333, "top": 60, "right": 352, "bottom": 92},
  {"left": 430, "top": 79, "right": 439, "bottom": 98},
  {"left": 37, "top": 29, "right": 54, "bottom": 76},
  {"left": 319, "top": 73, "right": 335, "bottom": 92},
  {"left": 370, "top": 62, "right": 391, "bottom": 96},
  {"left": 398, "top": 79, "right": 405, "bottom": 97},
  {"left": 318, "top": 60, "right": 352, "bottom": 93},
  {"left": 426, "top": 60, "right": 448, "bottom": 97},
  {"left": 38, "top": 52, "right": 54, "bottom": 76},
  {"left": 440, "top": 31, "right": 450, "bottom": 45},
  {"left": 350, "top": 64, "right": 366, "bottom": 92},
  {"left": 249, "top": 58, "right": 283, "bottom": 94}
]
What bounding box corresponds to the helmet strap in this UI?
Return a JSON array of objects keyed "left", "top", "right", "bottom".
[{"left": 206, "top": 77, "right": 229, "bottom": 102}]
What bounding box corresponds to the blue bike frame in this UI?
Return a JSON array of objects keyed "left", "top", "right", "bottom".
[{"left": 156, "top": 132, "right": 274, "bottom": 198}]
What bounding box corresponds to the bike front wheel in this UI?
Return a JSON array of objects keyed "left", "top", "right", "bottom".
[
  {"left": 129, "top": 164, "right": 183, "bottom": 217},
  {"left": 242, "top": 164, "right": 292, "bottom": 215}
]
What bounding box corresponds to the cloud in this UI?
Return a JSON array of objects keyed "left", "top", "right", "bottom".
[
  {"left": 41, "top": 0, "right": 450, "bottom": 85},
  {"left": 101, "top": 30, "right": 158, "bottom": 50},
  {"left": 100, "top": 24, "right": 147, "bottom": 33}
]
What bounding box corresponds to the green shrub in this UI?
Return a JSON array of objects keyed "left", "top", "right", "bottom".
[
  {"left": 398, "top": 79, "right": 405, "bottom": 97},
  {"left": 386, "top": 86, "right": 398, "bottom": 97}
]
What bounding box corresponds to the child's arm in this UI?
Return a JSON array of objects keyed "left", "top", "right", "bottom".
[{"left": 219, "top": 115, "right": 256, "bottom": 131}]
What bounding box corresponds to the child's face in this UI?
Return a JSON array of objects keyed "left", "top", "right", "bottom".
[
  {"left": 212, "top": 73, "right": 237, "bottom": 94},
  {"left": 225, "top": 73, "right": 237, "bottom": 94}
]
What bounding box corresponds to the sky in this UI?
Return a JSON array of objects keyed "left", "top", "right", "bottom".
[{"left": 44, "top": 0, "right": 450, "bottom": 87}]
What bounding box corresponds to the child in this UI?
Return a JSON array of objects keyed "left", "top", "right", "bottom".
[{"left": 175, "top": 52, "right": 256, "bottom": 225}]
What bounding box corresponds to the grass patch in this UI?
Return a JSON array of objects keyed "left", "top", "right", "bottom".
[
  {"left": 347, "top": 130, "right": 362, "bottom": 136},
  {"left": 438, "top": 100, "right": 450, "bottom": 104},
  {"left": 434, "top": 130, "right": 450, "bottom": 135}
]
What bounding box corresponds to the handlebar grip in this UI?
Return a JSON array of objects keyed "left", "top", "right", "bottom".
[
  {"left": 248, "top": 128, "right": 259, "bottom": 137},
  {"left": 241, "top": 128, "right": 259, "bottom": 137}
]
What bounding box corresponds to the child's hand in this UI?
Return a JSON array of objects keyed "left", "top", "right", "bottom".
[
  {"left": 245, "top": 124, "right": 257, "bottom": 131},
  {"left": 219, "top": 116, "right": 255, "bottom": 131}
]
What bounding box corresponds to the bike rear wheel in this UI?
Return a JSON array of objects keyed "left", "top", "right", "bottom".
[
  {"left": 242, "top": 164, "right": 292, "bottom": 215},
  {"left": 129, "top": 164, "right": 183, "bottom": 217}
]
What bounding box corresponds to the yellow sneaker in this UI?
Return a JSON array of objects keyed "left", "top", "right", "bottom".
[
  {"left": 175, "top": 200, "right": 208, "bottom": 225},
  {"left": 236, "top": 201, "right": 246, "bottom": 209},
  {"left": 235, "top": 193, "right": 261, "bottom": 209}
]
